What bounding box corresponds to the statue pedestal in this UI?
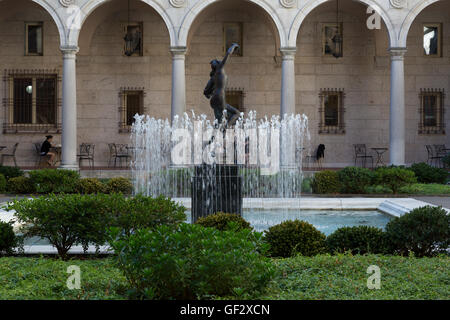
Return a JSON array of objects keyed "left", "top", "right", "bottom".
[{"left": 191, "top": 164, "right": 242, "bottom": 223}]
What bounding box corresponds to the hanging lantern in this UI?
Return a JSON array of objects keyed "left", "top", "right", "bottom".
[
  {"left": 332, "top": 32, "right": 343, "bottom": 58},
  {"left": 332, "top": 0, "right": 343, "bottom": 58},
  {"left": 124, "top": 0, "right": 141, "bottom": 56}
]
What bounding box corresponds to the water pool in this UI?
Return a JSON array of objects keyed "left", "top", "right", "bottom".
[
  {"left": 23, "top": 210, "right": 391, "bottom": 246},
  {"left": 188, "top": 209, "right": 392, "bottom": 235}
]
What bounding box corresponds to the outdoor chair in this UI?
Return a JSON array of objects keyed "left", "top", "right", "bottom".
[
  {"left": 34, "top": 142, "right": 48, "bottom": 167},
  {"left": 426, "top": 145, "right": 443, "bottom": 167},
  {"left": 353, "top": 144, "right": 373, "bottom": 168},
  {"left": 433, "top": 144, "right": 450, "bottom": 158},
  {"left": 78, "top": 143, "right": 95, "bottom": 168},
  {"left": 0, "top": 143, "right": 19, "bottom": 167},
  {"left": 108, "top": 143, "right": 131, "bottom": 168}
]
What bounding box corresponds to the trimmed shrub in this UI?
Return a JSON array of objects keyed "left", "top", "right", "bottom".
[
  {"left": 7, "top": 176, "right": 35, "bottom": 194},
  {"left": 0, "top": 174, "right": 6, "bottom": 193},
  {"left": 28, "top": 169, "right": 80, "bottom": 194},
  {"left": 326, "top": 226, "right": 387, "bottom": 255},
  {"left": 0, "top": 166, "right": 23, "bottom": 181},
  {"left": 364, "top": 185, "right": 393, "bottom": 194},
  {"left": 7, "top": 194, "right": 113, "bottom": 259},
  {"left": 77, "top": 178, "right": 106, "bottom": 194},
  {"left": 196, "top": 212, "right": 252, "bottom": 231},
  {"left": 0, "top": 221, "right": 18, "bottom": 255},
  {"left": 108, "top": 223, "right": 274, "bottom": 299},
  {"left": 385, "top": 206, "right": 450, "bottom": 257},
  {"left": 338, "top": 167, "right": 374, "bottom": 194},
  {"left": 399, "top": 183, "right": 450, "bottom": 195},
  {"left": 105, "top": 177, "right": 133, "bottom": 194},
  {"left": 442, "top": 154, "right": 450, "bottom": 169},
  {"left": 112, "top": 194, "right": 186, "bottom": 235},
  {"left": 264, "top": 220, "right": 326, "bottom": 257},
  {"left": 312, "top": 170, "right": 340, "bottom": 194},
  {"left": 374, "top": 167, "right": 417, "bottom": 193},
  {"left": 410, "top": 162, "right": 448, "bottom": 184}
]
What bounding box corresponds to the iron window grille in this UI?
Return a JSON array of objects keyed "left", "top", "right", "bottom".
[
  {"left": 3, "top": 69, "right": 61, "bottom": 134},
  {"left": 119, "top": 87, "right": 145, "bottom": 133},
  {"left": 225, "top": 88, "right": 245, "bottom": 113},
  {"left": 419, "top": 88, "right": 445, "bottom": 134},
  {"left": 319, "top": 88, "right": 345, "bottom": 134}
]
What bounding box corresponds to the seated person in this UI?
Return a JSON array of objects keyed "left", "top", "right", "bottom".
[{"left": 40, "top": 135, "right": 56, "bottom": 166}]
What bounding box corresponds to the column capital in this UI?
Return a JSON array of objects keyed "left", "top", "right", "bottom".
[
  {"left": 60, "top": 45, "right": 79, "bottom": 58},
  {"left": 389, "top": 47, "right": 407, "bottom": 60},
  {"left": 280, "top": 47, "right": 297, "bottom": 60},
  {"left": 170, "top": 46, "right": 187, "bottom": 59}
]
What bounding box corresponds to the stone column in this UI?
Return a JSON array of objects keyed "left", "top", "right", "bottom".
[
  {"left": 280, "top": 47, "right": 297, "bottom": 118},
  {"left": 389, "top": 47, "right": 407, "bottom": 166},
  {"left": 60, "top": 46, "right": 79, "bottom": 170},
  {"left": 170, "top": 46, "right": 187, "bottom": 123}
]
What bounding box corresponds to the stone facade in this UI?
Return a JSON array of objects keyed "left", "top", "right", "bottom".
[{"left": 0, "top": 0, "right": 448, "bottom": 167}]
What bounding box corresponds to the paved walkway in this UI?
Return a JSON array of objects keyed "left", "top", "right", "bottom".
[{"left": 414, "top": 197, "right": 450, "bottom": 209}]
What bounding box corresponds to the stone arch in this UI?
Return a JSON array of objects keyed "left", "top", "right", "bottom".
[
  {"left": 289, "top": 0, "right": 396, "bottom": 48},
  {"left": 398, "top": 0, "right": 442, "bottom": 47},
  {"left": 178, "top": 0, "right": 287, "bottom": 49},
  {"left": 0, "top": 0, "right": 66, "bottom": 45},
  {"left": 68, "top": 0, "right": 176, "bottom": 47}
]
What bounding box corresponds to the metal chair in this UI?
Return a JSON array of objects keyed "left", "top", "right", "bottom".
[
  {"left": 0, "top": 143, "right": 19, "bottom": 167},
  {"left": 354, "top": 144, "right": 373, "bottom": 168},
  {"left": 434, "top": 144, "right": 450, "bottom": 157},
  {"left": 108, "top": 143, "right": 131, "bottom": 168},
  {"left": 78, "top": 143, "right": 95, "bottom": 168},
  {"left": 426, "top": 145, "right": 443, "bottom": 167},
  {"left": 34, "top": 142, "right": 48, "bottom": 168}
]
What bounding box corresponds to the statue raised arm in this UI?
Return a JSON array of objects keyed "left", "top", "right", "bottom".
[{"left": 203, "top": 43, "right": 241, "bottom": 126}]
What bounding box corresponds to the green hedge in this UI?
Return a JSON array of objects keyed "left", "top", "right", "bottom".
[
  {"left": 29, "top": 169, "right": 80, "bottom": 194},
  {"left": 312, "top": 171, "right": 340, "bottom": 194},
  {"left": 0, "top": 174, "right": 6, "bottom": 193},
  {"left": 385, "top": 206, "right": 450, "bottom": 257},
  {"left": 338, "top": 167, "right": 374, "bottom": 194},
  {"left": 7, "top": 176, "right": 35, "bottom": 194},
  {"left": 410, "top": 163, "right": 448, "bottom": 184},
  {"left": 7, "top": 193, "right": 186, "bottom": 259},
  {"left": 109, "top": 223, "right": 274, "bottom": 299},
  {"left": 0, "top": 166, "right": 23, "bottom": 181},
  {"left": 373, "top": 167, "right": 417, "bottom": 193},
  {"left": 195, "top": 212, "right": 252, "bottom": 231},
  {"left": 0, "top": 221, "right": 19, "bottom": 255},
  {"left": 264, "top": 220, "right": 326, "bottom": 257},
  {"left": 326, "top": 226, "right": 387, "bottom": 255}
]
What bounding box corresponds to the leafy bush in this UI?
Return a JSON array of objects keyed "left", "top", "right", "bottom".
[
  {"left": 442, "top": 154, "right": 450, "bottom": 168},
  {"left": 196, "top": 212, "right": 252, "bottom": 231},
  {"left": 109, "top": 223, "right": 274, "bottom": 299},
  {"left": 106, "top": 177, "right": 133, "bottom": 194},
  {"left": 364, "top": 185, "right": 393, "bottom": 194},
  {"left": 374, "top": 167, "right": 417, "bottom": 193},
  {"left": 312, "top": 170, "right": 340, "bottom": 194},
  {"left": 264, "top": 220, "right": 326, "bottom": 257},
  {"left": 28, "top": 169, "right": 80, "bottom": 194},
  {"left": 7, "top": 176, "right": 35, "bottom": 194},
  {"left": 0, "top": 166, "right": 23, "bottom": 181},
  {"left": 0, "top": 221, "right": 19, "bottom": 255},
  {"left": 398, "top": 183, "right": 450, "bottom": 195},
  {"left": 112, "top": 194, "right": 186, "bottom": 235},
  {"left": 301, "top": 177, "right": 313, "bottom": 193},
  {"left": 410, "top": 163, "right": 448, "bottom": 184},
  {"left": 385, "top": 206, "right": 450, "bottom": 257},
  {"left": 7, "top": 194, "right": 113, "bottom": 259},
  {"left": 77, "top": 178, "right": 106, "bottom": 194},
  {"left": 338, "top": 167, "right": 374, "bottom": 194},
  {"left": 326, "top": 226, "right": 387, "bottom": 255},
  {"left": 0, "top": 174, "right": 6, "bottom": 193}
]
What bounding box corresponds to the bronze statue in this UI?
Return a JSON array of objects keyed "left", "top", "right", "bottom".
[{"left": 204, "top": 43, "right": 240, "bottom": 127}]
